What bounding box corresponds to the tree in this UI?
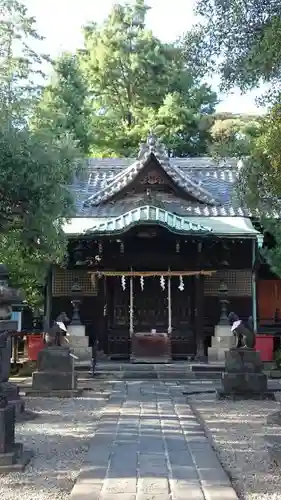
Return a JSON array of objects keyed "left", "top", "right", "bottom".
[
  {"left": 0, "top": 0, "right": 81, "bottom": 306},
  {"left": 0, "top": 0, "right": 49, "bottom": 125},
  {"left": 210, "top": 114, "right": 261, "bottom": 157},
  {"left": 38, "top": 54, "right": 92, "bottom": 155},
  {"left": 186, "top": 0, "right": 281, "bottom": 276},
  {"left": 75, "top": 0, "right": 217, "bottom": 156},
  {"left": 185, "top": 0, "right": 281, "bottom": 93}
]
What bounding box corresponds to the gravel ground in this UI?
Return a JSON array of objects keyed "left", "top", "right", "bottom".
[
  {"left": 1, "top": 385, "right": 111, "bottom": 500},
  {"left": 188, "top": 392, "right": 281, "bottom": 500}
]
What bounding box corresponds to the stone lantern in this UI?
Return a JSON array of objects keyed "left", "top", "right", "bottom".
[
  {"left": 0, "top": 264, "right": 25, "bottom": 414},
  {"left": 0, "top": 264, "right": 33, "bottom": 471},
  {"left": 67, "top": 281, "right": 92, "bottom": 367}
]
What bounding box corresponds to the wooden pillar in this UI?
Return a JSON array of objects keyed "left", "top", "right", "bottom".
[
  {"left": 44, "top": 266, "right": 53, "bottom": 329},
  {"left": 99, "top": 276, "right": 108, "bottom": 353},
  {"left": 167, "top": 271, "right": 172, "bottom": 334},
  {"left": 252, "top": 238, "right": 258, "bottom": 332},
  {"left": 195, "top": 274, "right": 205, "bottom": 359},
  {"left": 129, "top": 271, "right": 134, "bottom": 336}
]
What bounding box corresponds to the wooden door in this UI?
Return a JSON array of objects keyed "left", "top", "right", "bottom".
[
  {"left": 258, "top": 279, "right": 281, "bottom": 323},
  {"left": 134, "top": 277, "right": 167, "bottom": 331}
]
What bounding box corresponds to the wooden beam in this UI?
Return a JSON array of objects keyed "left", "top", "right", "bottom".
[
  {"left": 195, "top": 274, "right": 205, "bottom": 360},
  {"left": 90, "top": 270, "right": 216, "bottom": 278}
]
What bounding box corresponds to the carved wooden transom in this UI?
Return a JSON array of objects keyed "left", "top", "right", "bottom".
[{"left": 139, "top": 169, "right": 166, "bottom": 185}]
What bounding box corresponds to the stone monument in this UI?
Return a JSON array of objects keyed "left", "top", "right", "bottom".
[
  {"left": 0, "top": 264, "right": 33, "bottom": 472},
  {"left": 217, "top": 312, "right": 274, "bottom": 400},
  {"left": 66, "top": 288, "right": 92, "bottom": 368}
]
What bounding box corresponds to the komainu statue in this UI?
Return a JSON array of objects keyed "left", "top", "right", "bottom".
[
  {"left": 228, "top": 312, "right": 256, "bottom": 349},
  {"left": 44, "top": 312, "right": 70, "bottom": 347}
]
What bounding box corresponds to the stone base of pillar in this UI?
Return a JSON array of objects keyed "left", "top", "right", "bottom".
[
  {"left": 67, "top": 325, "right": 92, "bottom": 368},
  {"left": 0, "top": 443, "right": 33, "bottom": 473},
  {"left": 0, "top": 382, "right": 37, "bottom": 422},
  {"left": 208, "top": 325, "right": 235, "bottom": 362},
  {"left": 0, "top": 400, "right": 33, "bottom": 473}
]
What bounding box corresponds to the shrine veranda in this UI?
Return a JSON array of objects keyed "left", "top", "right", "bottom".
[{"left": 45, "top": 135, "right": 265, "bottom": 360}]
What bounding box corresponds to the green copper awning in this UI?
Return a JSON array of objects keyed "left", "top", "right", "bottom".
[
  {"left": 63, "top": 206, "right": 261, "bottom": 239},
  {"left": 63, "top": 205, "right": 213, "bottom": 236}
]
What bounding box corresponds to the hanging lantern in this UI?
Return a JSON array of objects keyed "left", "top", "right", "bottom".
[
  {"left": 160, "top": 276, "right": 165, "bottom": 291},
  {"left": 98, "top": 241, "right": 103, "bottom": 255},
  {"left": 176, "top": 241, "right": 180, "bottom": 253},
  {"left": 178, "top": 275, "right": 184, "bottom": 292},
  {"left": 120, "top": 241, "right": 124, "bottom": 254},
  {"left": 73, "top": 242, "right": 85, "bottom": 266},
  {"left": 140, "top": 276, "right": 144, "bottom": 291},
  {"left": 121, "top": 276, "right": 126, "bottom": 291}
]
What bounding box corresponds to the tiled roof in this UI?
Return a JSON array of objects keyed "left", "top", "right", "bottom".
[
  {"left": 83, "top": 153, "right": 219, "bottom": 207},
  {"left": 70, "top": 137, "right": 245, "bottom": 218}
]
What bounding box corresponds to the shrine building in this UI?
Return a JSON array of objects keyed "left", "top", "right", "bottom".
[{"left": 46, "top": 134, "right": 263, "bottom": 361}]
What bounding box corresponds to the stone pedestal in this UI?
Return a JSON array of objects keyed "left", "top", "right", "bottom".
[
  {"left": 0, "top": 396, "right": 33, "bottom": 472},
  {"left": 29, "top": 346, "right": 82, "bottom": 397},
  {"left": 217, "top": 348, "right": 274, "bottom": 400},
  {"left": 0, "top": 382, "right": 24, "bottom": 415},
  {"left": 208, "top": 325, "right": 235, "bottom": 362},
  {"left": 0, "top": 336, "right": 34, "bottom": 421},
  {"left": 67, "top": 324, "right": 92, "bottom": 368}
]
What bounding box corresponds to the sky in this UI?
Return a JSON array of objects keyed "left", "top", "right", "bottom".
[{"left": 25, "top": 0, "right": 265, "bottom": 114}]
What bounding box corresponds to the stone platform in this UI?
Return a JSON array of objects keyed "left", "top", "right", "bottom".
[
  {"left": 217, "top": 348, "right": 275, "bottom": 400},
  {"left": 24, "top": 388, "right": 83, "bottom": 398},
  {"left": 31, "top": 346, "right": 79, "bottom": 396}
]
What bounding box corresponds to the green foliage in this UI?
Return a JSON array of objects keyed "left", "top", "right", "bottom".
[
  {"left": 0, "top": 0, "right": 81, "bottom": 307},
  {"left": 237, "top": 100, "right": 281, "bottom": 275},
  {"left": 70, "top": 0, "right": 218, "bottom": 157},
  {"left": 187, "top": 0, "right": 281, "bottom": 92},
  {"left": 210, "top": 115, "right": 261, "bottom": 157},
  {"left": 0, "top": 117, "right": 81, "bottom": 306},
  {"left": 0, "top": 0, "right": 50, "bottom": 125},
  {"left": 38, "top": 54, "right": 92, "bottom": 155},
  {"left": 187, "top": 1, "right": 281, "bottom": 277}
]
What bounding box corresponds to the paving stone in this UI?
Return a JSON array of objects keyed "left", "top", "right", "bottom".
[
  {"left": 170, "top": 465, "right": 199, "bottom": 481},
  {"left": 201, "top": 485, "right": 239, "bottom": 500},
  {"left": 102, "top": 477, "right": 137, "bottom": 493},
  {"left": 137, "top": 477, "right": 170, "bottom": 493},
  {"left": 68, "top": 380, "right": 239, "bottom": 500},
  {"left": 100, "top": 494, "right": 136, "bottom": 500},
  {"left": 136, "top": 494, "right": 171, "bottom": 500},
  {"left": 69, "top": 481, "right": 102, "bottom": 500}
]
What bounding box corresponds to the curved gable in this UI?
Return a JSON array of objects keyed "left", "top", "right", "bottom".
[{"left": 83, "top": 135, "right": 220, "bottom": 208}]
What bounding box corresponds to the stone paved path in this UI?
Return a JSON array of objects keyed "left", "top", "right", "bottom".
[{"left": 69, "top": 381, "right": 239, "bottom": 500}]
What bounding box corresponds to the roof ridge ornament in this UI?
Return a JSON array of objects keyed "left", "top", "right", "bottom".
[{"left": 138, "top": 132, "right": 169, "bottom": 161}]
